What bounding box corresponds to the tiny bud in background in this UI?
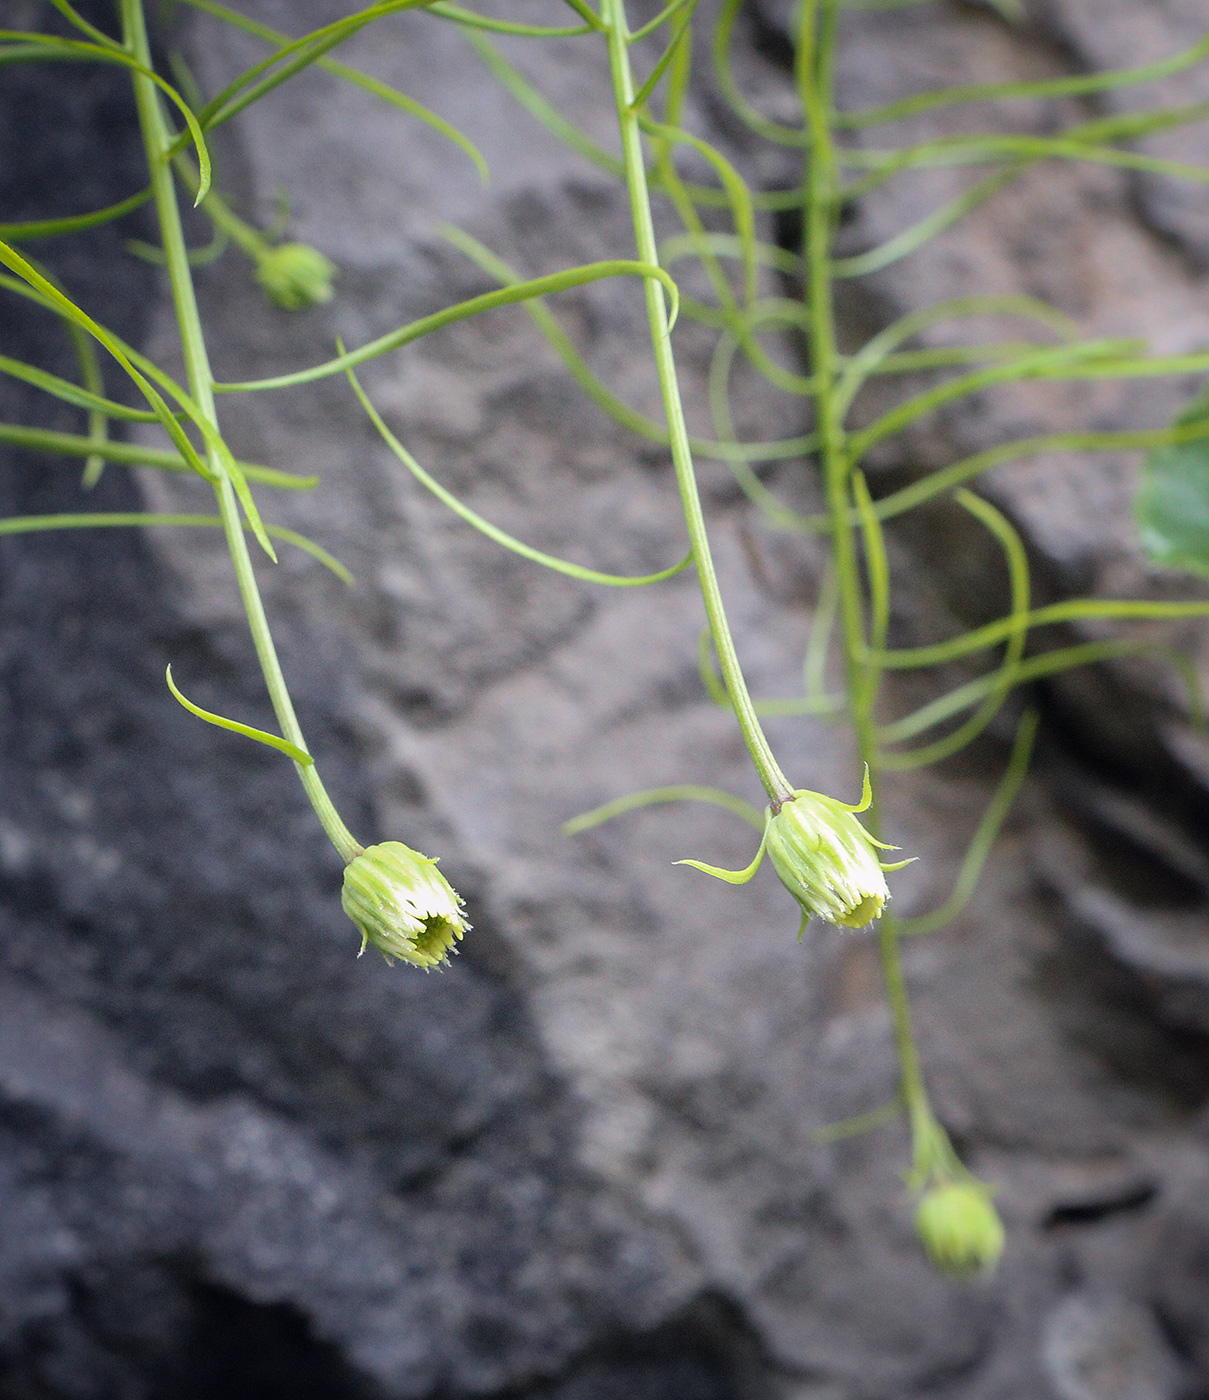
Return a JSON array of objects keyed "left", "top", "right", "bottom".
[
  {"left": 765, "top": 788, "right": 892, "bottom": 929},
  {"left": 255, "top": 242, "right": 336, "bottom": 310},
  {"left": 341, "top": 841, "right": 468, "bottom": 969},
  {"left": 915, "top": 1181, "right": 1005, "bottom": 1279}
]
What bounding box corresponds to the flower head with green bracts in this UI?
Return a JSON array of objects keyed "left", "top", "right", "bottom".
[
  {"left": 255, "top": 242, "right": 336, "bottom": 311},
  {"left": 914, "top": 1180, "right": 1005, "bottom": 1279},
  {"left": 676, "top": 768, "right": 909, "bottom": 931},
  {"left": 765, "top": 777, "right": 904, "bottom": 929},
  {"left": 341, "top": 841, "right": 469, "bottom": 968}
]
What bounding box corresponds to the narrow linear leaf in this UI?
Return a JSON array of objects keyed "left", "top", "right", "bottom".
[
  {"left": 879, "top": 489, "right": 1030, "bottom": 770},
  {"left": 43, "top": 0, "right": 124, "bottom": 49},
  {"left": 347, "top": 363, "right": 691, "bottom": 587},
  {"left": 0, "top": 513, "right": 352, "bottom": 583},
  {"left": 879, "top": 596, "right": 1209, "bottom": 669},
  {"left": 812, "top": 1098, "right": 903, "bottom": 1146},
  {"left": 0, "top": 421, "right": 314, "bottom": 488},
  {"left": 837, "top": 29, "right": 1209, "bottom": 129},
  {"left": 897, "top": 710, "right": 1038, "bottom": 938},
  {"left": 564, "top": 785, "right": 765, "bottom": 835},
  {"left": 878, "top": 639, "right": 1203, "bottom": 743},
  {"left": 428, "top": 3, "right": 591, "bottom": 38},
  {"left": 217, "top": 258, "right": 680, "bottom": 393},
  {"left": 441, "top": 226, "right": 817, "bottom": 465},
  {"left": 0, "top": 31, "right": 213, "bottom": 201},
  {"left": 165, "top": 664, "right": 314, "bottom": 765},
  {"left": 630, "top": 0, "right": 695, "bottom": 44},
  {"left": 712, "top": 0, "right": 805, "bottom": 146},
  {"left": 219, "top": 442, "right": 278, "bottom": 561},
  {"left": 0, "top": 240, "right": 214, "bottom": 480},
  {"left": 467, "top": 32, "right": 624, "bottom": 177},
  {"left": 0, "top": 187, "right": 152, "bottom": 242},
  {"left": 177, "top": 0, "right": 488, "bottom": 181}
]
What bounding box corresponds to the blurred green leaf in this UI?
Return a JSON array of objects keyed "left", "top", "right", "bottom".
[{"left": 1136, "top": 381, "right": 1209, "bottom": 578}]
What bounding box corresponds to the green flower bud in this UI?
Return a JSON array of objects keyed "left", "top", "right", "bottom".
[
  {"left": 914, "top": 1181, "right": 1005, "bottom": 1278},
  {"left": 255, "top": 242, "right": 336, "bottom": 310},
  {"left": 765, "top": 788, "right": 893, "bottom": 929},
  {"left": 341, "top": 841, "right": 468, "bottom": 968}
]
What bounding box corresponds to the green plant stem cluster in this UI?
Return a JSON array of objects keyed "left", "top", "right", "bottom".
[{"left": 3, "top": 0, "right": 1208, "bottom": 1272}]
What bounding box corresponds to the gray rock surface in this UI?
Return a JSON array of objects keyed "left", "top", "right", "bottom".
[{"left": 3, "top": 1, "right": 1209, "bottom": 1397}]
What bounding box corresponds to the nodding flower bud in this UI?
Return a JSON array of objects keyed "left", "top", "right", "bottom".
[
  {"left": 341, "top": 841, "right": 468, "bottom": 969},
  {"left": 765, "top": 788, "right": 893, "bottom": 929},
  {"left": 255, "top": 242, "right": 336, "bottom": 310},
  {"left": 914, "top": 1181, "right": 1005, "bottom": 1279}
]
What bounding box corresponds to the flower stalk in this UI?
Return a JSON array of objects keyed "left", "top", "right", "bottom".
[
  {"left": 119, "top": 0, "right": 362, "bottom": 864},
  {"left": 601, "top": 0, "right": 795, "bottom": 810},
  {"left": 793, "top": 0, "right": 998, "bottom": 1267}
]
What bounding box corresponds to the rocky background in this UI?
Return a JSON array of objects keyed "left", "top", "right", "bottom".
[{"left": 2, "top": 0, "right": 1209, "bottom": 1395}]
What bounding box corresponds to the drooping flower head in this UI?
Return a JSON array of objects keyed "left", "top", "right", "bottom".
[
  {"left": 765, "top": 777, "right": 899, "bottom": 929},
  {"left": 914, "top": 1181, "right": 1005, "bottom": 1278},
  {"left": 341, "top": 841, "right": 468, "bottom": 968},
  {"left": 256, "top": 242, "right": 336, "bottom": 311},
  {"left": 674, "top": 768, "right": 907, "bottom": 931}
]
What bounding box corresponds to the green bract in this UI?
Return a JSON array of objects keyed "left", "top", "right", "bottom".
[
  {"left": 766, "top": 789, "right": 891, "bottom": 929},
  {"left": 914, "top": 1182, "right": 1005, "bottom": 1279},
  {"left": 341, "top": 841, "right": 469, "bottom": 968},
  {"left": 255, "top": 242, "right": 336, "bottom": 310}
]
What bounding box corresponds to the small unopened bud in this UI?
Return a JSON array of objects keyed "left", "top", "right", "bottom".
[
  {"left": 341, "top": 841, "right": 468, "bottom": 968},
  {"left": 915, "top": 1181, "right": 1004, "bottom": 1278},
  {"left": 255, "top": 242, "right": 336, "bottom": 310},
  {"left": 766, "top": 789, "right": 892, "bottom": 929}
]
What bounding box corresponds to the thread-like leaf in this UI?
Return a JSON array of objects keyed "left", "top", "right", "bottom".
[
  {"left": 837, "top": 29, "right": 1209, "bottom": 129},
  {"left": 0, "top": 422, "right": 313, "bottom": 488},
  {"left": 0, "top": 187, "right": 152, "bottom": 242},
  {"left": 894, "top": 709, "right": 1037, "bottom": 937},
  {"left": 347, "top": 364, "right": 692, "bottom": 587},
  {"left": 879, "top": 596, "right": 1209, "bottom": 670},
  {"left": 177, "top": 0, "right": 489, "bottom": 182},
  {"left": 195, "top": 0, "right": 433, "bottom": 134},
  {"left": 564, "top": 785, "right": 765, "bottom": 834},
  {"left": 0, "top": 241, "right": 213, "bottom": 477},
  {"left": 442, "top": 227, "right": 819, "bottom": 465},
  {"left": 0, "top": 31, "right": 212, "bottom": 201},
  {"left": 166, "top": 665, "right": 314, "bottom": 765},
  {"left": 429, "top": 3, "right": 592, "bottom": 38},
  {"left": 0, "top": 512, "right": 352, "bottom": 583},
  {"left": 879, "top": 641, "right": 1202, "bottom": 745},
  {"left": 217, "top": 258, "right": 681, "bottom": 393},
  {"left": 879, "top": 489, "right": 1029, "bottom": 770}
]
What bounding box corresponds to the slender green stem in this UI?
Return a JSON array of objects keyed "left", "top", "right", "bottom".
[
  {"left": 798, "top": 0, "right": 938, "bottom": 1154},
  {"left": 601, "top": 0, "right": 794, "bottom": 807},
  {"left": 878, "top": 910, "right": 935, "bottom": 1147},
  {"left": 119, "top": 0, "right": 362, "bottom": 863}
]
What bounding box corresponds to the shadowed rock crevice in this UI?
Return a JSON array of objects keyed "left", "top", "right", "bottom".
[{"left": 0, "top": 1274, "right": 382, "bottom": 1400}]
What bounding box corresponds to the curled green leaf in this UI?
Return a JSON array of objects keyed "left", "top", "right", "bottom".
[
  {"left": 165, "top": 664, "right": 314, "bottom": 765},
  {"left": 346, "top": 362, "right": 691, "bottom": 587},
  {"left": 564, "top": 785, "right": 765, "bottom": 835}
]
